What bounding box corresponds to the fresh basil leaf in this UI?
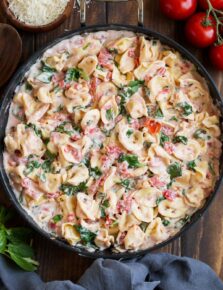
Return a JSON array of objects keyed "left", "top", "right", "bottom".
[
  {"left": 8, "top": 252, "right": 38, "bottom": 272},
  {"left": 60, "top": 182, "right": 88, "bottom": 195},
  {"left": 0, "top": 227, "right": 7, "bottom": 253},
  {"left": 173, "top": 135, "right": 188, "bottom": 145},
  {"left": 8, "top": 243, "right": 34, "bottom": 259},
  {"left": 6, "top": 228, "right": 32, "bottom": 244},
  {"left": 0, "top": 206, "right": 14, "bottom": 224},
  {"left": 167, "top": 162, "right": 182, "bottom": 180},
  {"left": 118, "top": 154, "right": 144, "bottom": 168},
  {"left": 160, "top": 132, "right": 169, "bottom": 147},
  {"left": 187, "top": 160, "right": 196, "bottom": 171},
  {"left": 74, "top": 225, "right": 96, "bottom": 245}
]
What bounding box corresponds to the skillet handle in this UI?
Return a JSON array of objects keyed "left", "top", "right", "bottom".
[{"left": 79, "top": 0, "right": 144, "bottom": 27}]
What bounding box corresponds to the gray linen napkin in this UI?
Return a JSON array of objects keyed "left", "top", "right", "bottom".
[{"left": 0, "top": 253, "right": 223, "bottom": 290}]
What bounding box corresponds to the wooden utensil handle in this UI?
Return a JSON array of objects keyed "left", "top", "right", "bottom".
[{"left": 79, "top": 0, "right": 144, "bottom": 27}]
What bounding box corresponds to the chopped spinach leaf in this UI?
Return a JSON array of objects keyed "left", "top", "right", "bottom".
[
  {"left": 74, "top": 225, "right": 96, "bottom": 245},
  {"left": 140, "top": 222, "right": 148, "bottom": 232},
  {"left": 173, "top": 135, "right": 188, "bottom": 145},
  {"left": 118, "top": 154, "right": 144, "bottom": 168},
  {"left": 52, "top": 214, "right": 63, "bottom": 223},
  {"left": 25, "top": 123, "right": 42, "bottom": 138},
  {"left": 193, "top": 129, "right": 210, "bottom": 140},
  {"left": 187, "top": 160, "right": 196, "bottom": 171},
  {"left": 119, "top": 179, "right": 132, "bottom": 190},
  {"left": 170, "top": 116, "right": 178, "bottom": 122},
  {"left": 90, "top": 167, "right": 102, "bottom": 179},
  {"left": 208, "top": 162, "right": 215, "bottom": 176},
  {"left": 41, "top": 62, "right": 56, "bottom": 73},
  {"left": 160, "top": 132, "right": 169, "bottom": 147},
  {"left": 155, "top": 108, "right": 164, "bottom": 118},
  {"left": 156, "top": 196, "right": 165, "bottom": 205},
  {"left": 167, "top": 162, "right": 182, "bottom": 180},
  {"left": 178, "top": 102, "right": 193, "bottom": 116},
  {"left": 100, "top": 199, "right": 110, "bottom": 218},
  {"left": 105, "top": 108, "right": 114, "bottom": 121},
  {"left": 65, "top": 68, "right": 89, "bottom": 82},
  {"left": 60, "top": 182, "right": 88, "bottom": 195},
  {"left": 126, "top": 129, "right": 133, "bottom": 137},
  {"left": 180, "top": 215, "right": 191, "bottom": 225},
  {"left": 23, "top": 160, "right": 41, "bottom": 176},
  {"left": 162, "top": 219, "right": 170, "bottom": 227}
]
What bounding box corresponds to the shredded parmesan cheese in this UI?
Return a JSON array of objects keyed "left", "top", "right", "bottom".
[{"left": 8, "top": 0, "right": 70, "bottom": 26}]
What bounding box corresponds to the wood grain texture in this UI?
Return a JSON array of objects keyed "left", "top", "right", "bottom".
[{"left": 0, "top": 0, "right": 223, "bottom": 282}]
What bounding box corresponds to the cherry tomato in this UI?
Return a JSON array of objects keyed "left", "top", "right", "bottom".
[
  {"left": 159, "top": 0, "right": 197, "bottom": 20},
  {"left": 185, "top": 12, "right": 216, "bottom": 47},
  {"left": 199, "top": 0, "right": 223, "bottom": 9},
  {"left": 209, "top": 44, "right": 223, "bottom": 70},
  {"left": 144, "top": 119, "right": 161, "bottom": 135}
]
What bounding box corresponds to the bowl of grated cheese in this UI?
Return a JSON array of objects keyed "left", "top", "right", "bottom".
[{"left": 0, "top": 0, "right": 75, "bottom": 32}]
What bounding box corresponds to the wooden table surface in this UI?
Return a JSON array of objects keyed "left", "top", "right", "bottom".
[{"left": 0, "top": 0, "right": 223, "bottom": 283}]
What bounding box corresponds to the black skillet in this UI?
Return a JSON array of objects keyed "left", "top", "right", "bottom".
[{"left": 0, "top": 0, "right": 223, "bottom": 259}]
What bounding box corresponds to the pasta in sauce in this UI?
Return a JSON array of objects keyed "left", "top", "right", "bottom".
[{"left": 4, "top": 30, "right": 222, "bottom": 252}]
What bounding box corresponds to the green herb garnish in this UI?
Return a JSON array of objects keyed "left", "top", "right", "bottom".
[
  {"left": 126, "top": 129, "right": 133, "bottom": 137},
  {"left": 119, "top": 179, "right": 132, "bottom": 190},
  {"left": 208, "top": 162, "right": 215, "bottom": 176},
  {"left": 155, "top": 108, "right": 164, "bottom": 118},
  {"left": 23, "top": 160, "right": 41, "bottom": 176},
  {"left": 100, "top": 199, "right": 110, "bottom": 218}
]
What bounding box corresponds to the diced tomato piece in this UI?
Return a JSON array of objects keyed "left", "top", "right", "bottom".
[
  {"left": 128, "top": 48, "right": 136, "bottom": 58},
  {"left": 90, "top": 77, "right": 101, "bottom": 100},
  {"left": 106, "top": 145, "right": 122, "bottom": 157},
  {"left": 149, "top": 176, "right": 166, "bottom": 188},
  {"left": 64, "top": 145, "right": 82, "bottom": 161},
  {"left": 98, "top": 48, "right": 113, "bottom": 70},
  {"left": 163, "top": 189, "right": 177, "bottom": 201},
  {"left": 117, "top": 194, "right": 133, "bottom": 214},
  {"left": 164, "top": 142, "right": 175, "bottom": 155},
  {"left": 144, "top": 119, "right": 161, "bottom": 134}
]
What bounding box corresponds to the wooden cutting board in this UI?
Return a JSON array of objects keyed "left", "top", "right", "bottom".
[{"left": 0, "top": 23, "right": 22, "bottom": 87}]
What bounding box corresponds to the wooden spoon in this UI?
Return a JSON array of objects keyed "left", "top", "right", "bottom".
[
  {"left": 0, "top": 24, "right": 22, "bottom": 87},
  {"left": 0, "top": 0, "right": 74, "bottom": 32}
]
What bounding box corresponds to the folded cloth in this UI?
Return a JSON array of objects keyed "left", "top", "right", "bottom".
[{"left": 0, "top": 253, "right": 223, "bottom": 290}]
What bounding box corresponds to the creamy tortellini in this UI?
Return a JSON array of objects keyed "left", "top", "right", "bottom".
[{"left": 4, "top": 30, "right": 221, "bottom": 253}]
